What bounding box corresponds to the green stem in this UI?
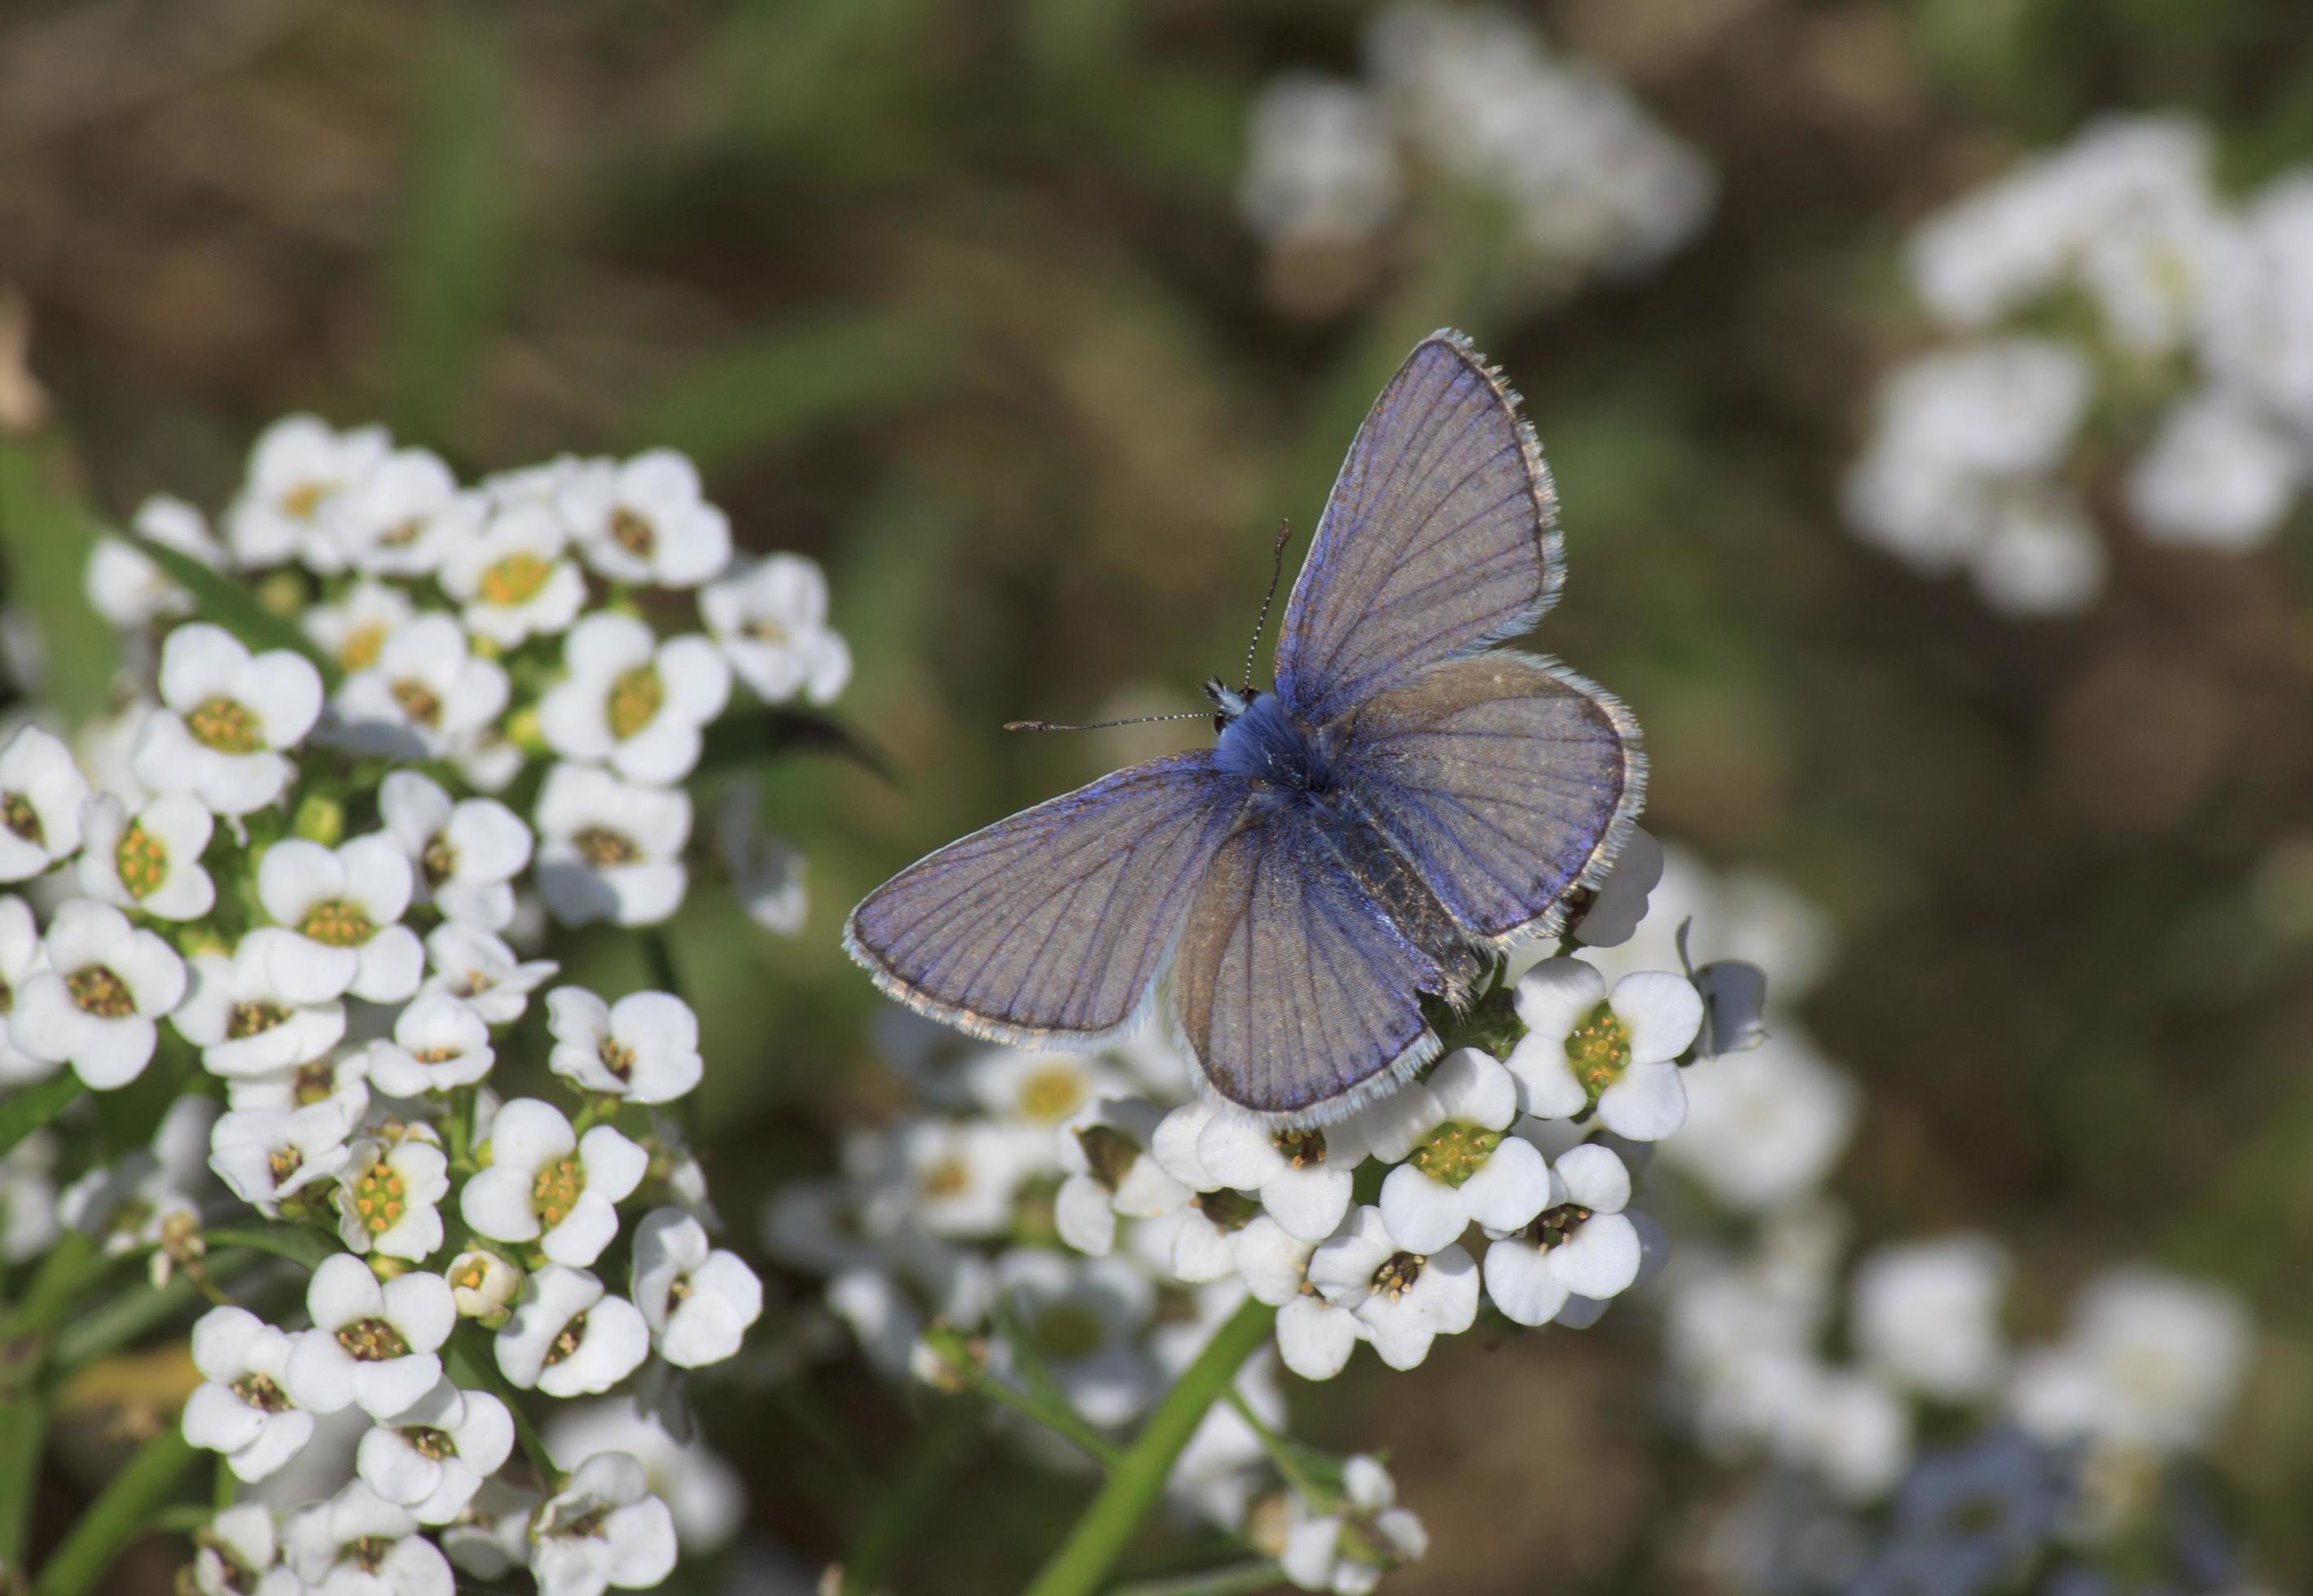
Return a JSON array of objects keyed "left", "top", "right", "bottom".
[
  {"left": 31, "top": 1425, "right": 197, "bottom": 1596},
  {"left": 1020, "top": 1298, "right": 1275, "bottom": 1596},
  {"left": 1221, "top": 1389, "right": 1324, "bottom": 1507},
  {"left": 840, "top": 1399, "right": 980, "bottom": 1596},
  {"left": 0, "top": 1363, "right": 46, "bottom": 1586},
  {"left": 1107, "top": 1562, "right": 1288, "bottom": 1596},
  {"left": 0, "top": 1074, "right": 84, "bottom": 1160},
  {"left": 969, "top": 1366, "right": 1123, "bottom": 1468}
]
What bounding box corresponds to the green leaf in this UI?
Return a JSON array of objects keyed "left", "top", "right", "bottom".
[
  {"left": 135, "top": 540, "right": 340, "bottom": 689},
  {"left": 200, "top": 1226, "right": 340, "bottom": 1270},
  {"left": 0, "top": 1073, "right": 82, "bottom": 1159},
  {"left": 0, "top": 437, "right": 116, "bottom": 721},
  {"left": 696, "top": 705, "right": 898, "bottom": 784},
  {"left": 29, "top": 1425, "right": 197, "bottom": 1596}
]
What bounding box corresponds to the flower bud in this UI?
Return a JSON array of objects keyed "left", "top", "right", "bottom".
[{"left": 446, "top": 1247, "right": 524, "bottom": 1322}]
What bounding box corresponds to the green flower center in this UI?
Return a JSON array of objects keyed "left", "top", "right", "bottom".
[
  {"left": 345, "top": 1535, "right": 393, "bottom": 1574},
  {"left": 1565, "top": 1000, "right": 1633, "bottom": 1097},
  {"left": 267, "top": 1146, "right": 303, "bottom": 1187},
  {"left": 919, "top": 1156, "right": 969, "bottom": 1201},
  {"left": 67, "top": 965, "right": 134, "bottom": 1019},
  {"left": 598, "top": 1039, "right": 635, "bottom": 1081},
  {"left": 479, "top": 551, "right": 551, "bottom": 608},
  {"left": 1530, "top": 1204, "right": 1594, "bottom": 1250},
  {"left": 1273, "top": 1129, "right": 1327, "bottom": 1167},
  {"left": 227, "top": 1001, "right": 287, "bottom": 1039},
  {"left": 336, "top": 1317, "right": 409, "bottom": 1361},
  {"left": 390, "top": 677, "right": 442, "bottom": 728},
  {"left": 1019, "top": 1063, "right": 1086, "bottom": 1123},
  {"left": 420, "top": 835, "right": 456, "bottom": 888},
  {"left": 352, "top": 1162, "right": 407, "bottom": 1235},
  {"left": 378, "top": 517, "right": 424, "bottom": 549},
  {"left": 532, "top": 1156, "right": 586, "bottom": 1228},
  {"left": 607, "top": 664, "right": 664, "bottom": 742},
  {"left": 2, "top": 793, "right": 40, "bottom": 845},
  {"left": 666, "top": 1274, "right": 693, "bottom": 1307},
  {"left": 1074, "top": 1124, "right": 1140, "bottom": 1190},
  {"left": 545, "top": 1311, "right": 588, "bottom": 1366},
  {"left": 1407, "top": 1120, "right": 1500, "bottom": 1188},
  {"left": 230, "top": 1372, "right": 291, "bottom": 1413},
  {"left": 1372, "top": 1251, "right": 1425, "bottom": 1300},
  {"left": 1033, "top": 1303, "right": 1106, "bottom": 1360},
  {"left": 300, "top": 899, "right": 373, "bottom": 947},
  {"left": 404, "top": 1425, "right": 454, "bottom": 1461},
  {"left": 293, "top": 1060, "right": 334, "bottom": 1105},
  {"left": 114, "top": 821, "right": 169, "bottom": 899},
  {"left": 573, "top": 826, "right": 637, "bottom": 868},
  {"left": 608, "top": 506, "right": 656, "bottom": 557},
  {"left": 188, "top": 695, "right": 263, "bottom": 754},
  {"left": 1190, "top": 1188, "right": 1262, "bottom": 1233}
]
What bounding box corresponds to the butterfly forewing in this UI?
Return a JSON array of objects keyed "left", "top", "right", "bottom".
[
  {"left": 1172, "top": 804, "right": 1442, "bottom": 1117},
  {"left": 845, "top": 752, "right": 1250, "bottom": 1044},
  {"left": 1273, "top": 332, "right": 1564, "bottom": 727},
  {"left": 1328, "top": 653, "right": 1644, "bottom": 949}
]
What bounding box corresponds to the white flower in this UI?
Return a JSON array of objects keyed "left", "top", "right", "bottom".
[
  {"left": 75, "top": 791, "right": 214, "bottom": 919},
  {"left": 0, "top": 895, "right": 47, "bottom": 1087},
  {"left": 1196, "top": 1104, "right": 1366, "bottom": 1243},
  {"left": 868, "top": 1118, "right": 1027, "bottom": 1241},
  {"left": 1306, "top": 1204, "right": 1478, "bottom": 1371},
  {"left": 437, "top": 1479, "right": 538, "bottom": 1582},
  {"left": 185, "top": 1305, "right": 318, "bottom": 1482},
  {"left": 1, "top": 1133, "right": 59, "bottom": 1261},
  {"left": 208, "top": 1102, "right": 357, "bottom": 1214},
  {"left": 1481, "top": 1140, "right": 1642, "bottom": 1326},
  {"left": 133, "top": 624, "right": 323, "bottom": 814},
  {"left": 226, "top": 1046, "right": 371, "bottom": 1126},
  {"left": 495, "top": 1264, "right": 652, "bottom": 1396},
  {"left": 1507, "top": 958, "right": 1700, "bottom": 1138},
  {"left": 544, "top": 1401, "right": 745, "bottom": 1555},
  {"left": 1968, "top": 486, "right": 2106, "bottom": 617},
  {"left": 546, "top": 987, "right": 701, "bottom": 1104},
  {"left": 1055, "top": 1097, "right": 1190, "bottom": 1256},
  {"left": 2203, "top": 173, "right": 2313, "bottom": 432},
  {"left": 533, "top": 763, "right": 691, "bottom": 927},
  {"left": 557, "top": 449, "right": 732, "bottom": 587},
  {"left": 85, "top": 494, "right": 222, "bottom": 629},
  {"left": 629, "top": 1208, "right": 761, "bottom": 1368},
  {"left": 283, "top": 1480, "right": 454, "bottom": 1596},
  {"left": 334, "top": 1131, "right": 452, "bottom": 1261},
  {"left": 173, "top": 931, "right": 348, "bottom": 1078},
  {"left": 1279, "top": 1454, "right": 1428, "bottom": 1595},
  {"left": 715, "top": 781, "right": 808, "bottom": 934},
  {"left": 699, "top": 554, "right": 851, "bottom": 704},
  {"left": 462, "top": 1098, "right": 647, "bottom": 1267},
  {"left": 530, "top": 1453, "right": 679, "bottom": 1596},
  {"left": 418, "top": 922, "right": 558, "bottom": 1025},
  {"left": 2007, "top": 1265, "right": 2251, "bottom": 1454},
  {"left": 301, "top": 577, "right": 414, "bottom": 677},
  {"left": 365, "top": 993, "right": 495, "bottom": 1098},
  {"left": 9, "top": 898, "right": 187, "bottom": 1089},
  {"left": 1780, "top": 1368, "right": 1913, "bottom": 1503},
  {"left": 2127, "top": 388, "right": 2303, "bottom": 550},
  {"left": 327, "top": 613, "right": 511, "bottom": 760},
  {"left": 1238, "top": 74, "right": 1401, "bottom": 248},
  {"left": 993, "top": 1248, "right": 1161, "bottom": 1427},
  {"left": 446, "top": 1247, "right": 524, "bottom": 1321},
  {"left": 225, "top": 415, "right": 390, "bottom": 568},
  {"left": 1372, "top": 1050, "right": 1545, "bottom": 1253},
  {"left": 440, "top": 502, "right": 588, "bottom": 647},
  {"left": 321, "top": 447, "right": 476, "bottom": 576},
  {"left": 537, "top": 614, "right": 729, "bottom": 786},
  {"left": 257, "top": 835, "right": 423, "bottom": 1002},
  {"left": 1275, "top": 1291, "right": 1365, "bottom": 1383},
  {"left": 1852, "top": 1234, "right": 2010, "bottom": 1402},
  {"left": 0, "top": 725, "right": 86, "bottom": 880},
  {"left": 1570, "top": 824, "right": 1664, "bottom": 949},
  {"left": 357, "top": 1380, "right": 515, "bottom": 1525},
  {"left": 1655, "top": 1031, "right": 1859, "bottom": 1212},
  {"left": 188, "top": 1502, "right": 299, "bottom": 1596},
  {"left": 377, "top": 771, "right": 530, "bottom": 932},
  {"left": 285, "top": 1254, "right": 455, "bottom": 1421}
]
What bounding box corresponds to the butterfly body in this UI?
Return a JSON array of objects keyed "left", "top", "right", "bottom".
[{"left": 847, "top": 331, "right": 1646, "bottom": 1125}]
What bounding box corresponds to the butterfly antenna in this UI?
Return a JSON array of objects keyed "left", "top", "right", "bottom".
[
  {"left": 1242, "top": 519, "right": 1294, "bottom": 693},
  {"left": 1004, "top": 712, "right": 1212, "bottom": 733}
]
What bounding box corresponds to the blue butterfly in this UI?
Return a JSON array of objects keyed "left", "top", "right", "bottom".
[{"left": 845, "top": 331, "right": 1646, "bottom": 1124}]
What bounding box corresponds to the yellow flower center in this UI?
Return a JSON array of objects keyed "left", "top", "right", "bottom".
[
  {"left": 2, "top": 793, "right": 40, "bottom": 845},
  {"left": 228, "top": 1001, "right": 288, "bottom": 1039},
  {"left": 1407, "top": 1121, "right": 1500, "bottom": 1189},
  {"left": 68, "top": 965, "right": 134, "bottom": 1019},
  {"left": 919, "top": 1157, "right": 970, "bottom": 1201},
  {"left": 420, "top": 835, "right": 456, "bottom": 888},
  {"left": 340, "top": 623, "right": 388, "bottom": 673},
  {"left": 606, "top": 664, "right": 664, "bottom": 743},
  {"left": 188, "top": 695, "right": 263, "bottom": 754},
  {"left": 746, "top": 616, "right": 788, "bottom": 645},
  {"left": 573, "top": 826, "right": 636, "bottom": 868},
  {"left": 279, "top": 480, "right": 330, "bottom": 520},
  {"left": 598, "top": 1039, "right": 635, "bottom": 1081},
  {"left": 114, "top": 821, "right": 169, "bottom": 900},
  {"left": 378, "top": 517, "right": 424, "bottom": 549},
  {"left": 300, "top": 899, "right": 374, "bottom": 947},
  {"left": 352, "top": 1161, "right": 407, "bottom": 1236},
  {"left": 389, "top": 678, "right": 442, "bottom": 728},
  {"left": 267, "top": 1146, "right": 303, "bottom": 1186},
  {"left": 336, "top": 1317, "right": 409, "bottom": 1361},
  {"left": 608, "top": 506, "right": 656, "bottom": 557},
  {"left": 293, "top": 1060, "right": 335, "bottom": 1105},
  {"left": 1019, "top": 1063, "right": 1086, "bottom": 1123},
  {"left": 479, "top": 551, "right": 552, "bottom": 608},
  {"left": 1565, "top": 1000, "right": 1633, "bottom": 1098},
  {"left": 532, "top": 1157, "right": 586, "bottom": 1228}
]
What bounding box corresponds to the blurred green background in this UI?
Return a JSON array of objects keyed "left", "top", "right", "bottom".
[{"left": 7, "top": 0, "right": 2313, "bottom": 1589}]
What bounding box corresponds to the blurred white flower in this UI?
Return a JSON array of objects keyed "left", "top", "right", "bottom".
[
  {"left": 208, "top": 1101, "right": 356, "bottom": 1215},
  {"left": 546, "top": 987, "right": 701, "bottom": 1104},
  {"left": 1656, "top": 1030, "right": 1859, "bottom": 1212},
  {"left": 10, "top": 897, "right": 186, "bottom": 1090},
  {"left": 1279, "top": 1454, "right": 1428, "bottom": 1595},
  {"left": 1968, "top": 486, "right": 2108, "bottom": 617},
  {"left": 1239, "top": 75, "right": 1402, "bottom": 248},
  {"left": 546, "top": 1400, "right": 747, "bottom": 1555},
  {"left": 257, "top": 835, "right": 424, "bottom": 1003},
  {"left": 2127, "top": 388, "right": 2303, "bottom": 550},
  {"left": 365, "top": 993, "right": 494, "bottom": 1097},
  {"left": 1054, "top": 1097, "right": 1190, "bottom": 1256},
  {"left": 75, "top": 791, "right": 215, "bottom": 919},
  {"left": 134, "top": 624, "right": 323, "bottom": 815},
  {"left": 2007, "top": 1265, "right": 2252, "bottom": 1454},
  {"left": 224, "top": 414, "right": 390, "bottom": 568},
  {"left": 376, "top": 770, "right": 530, "bottom": 932},
  {"left": 558, "top": 449, "right": 733, "bottom": 588},
  {"left": 322, "top": 447, "right": 476, "bottom": 577},
  {"left": 301, "top": 577, "right": 413, "bottom": 677},
  {"left": 700, "top": 554, "right": 852, "bottom": 704},
  {"left": 85, "top": 494, "right": 222, "bottom": 629},
  {"left": 419, "top": 921, "right": 559, "bottom": 1025},
  {"left": 281, "top": 1480, "right": 453, "bottom": 1594},
  {"left": 992, "top": 1247, "right": 1161, "bottom": 1427},
  {"left": 173, "top": 932, "right": 347, "bottom": 1079},
  {"left": 1851, "top": 1234, "right": 2009, "bottom": 1402},
  {"left": 716, "top": 781, "right": 808, "bottom": 934},
  {"left": 440, "top": 502, "right": 589, "bottom": 647},
  {"left": 538, "top": 614, "right": 731, "bottom": 785},
  {"left": 327, "top": 612, "right": 511, "bottom": 761},
  {"left": 533, "top": 763, "right": 691, "bottom": 927},
  {"left": 0, "top": 724, "right": 86, "bottom": 880}
]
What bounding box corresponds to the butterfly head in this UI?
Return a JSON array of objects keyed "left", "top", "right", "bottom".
[{"left": 1203, "top": 677, "right": 1257, "bottom": 732}]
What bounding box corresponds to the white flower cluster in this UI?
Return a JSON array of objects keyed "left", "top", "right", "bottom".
[
  {"left": 1848, "top": 114, "right": 2313, "bottom": 615},
  {"left": 769, "top": 830, "right": 1739, "bottom": 1589},
  {"left": 1240, "top": 5, "right": 1713, "bottom": 289},
  {"left": 0, "top": 418, "right": 839, "bottom": 1595}
]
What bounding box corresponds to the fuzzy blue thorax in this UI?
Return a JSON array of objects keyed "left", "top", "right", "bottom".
[{"left": 1211, "top": 690, "right": 1336, "bottom": 796}]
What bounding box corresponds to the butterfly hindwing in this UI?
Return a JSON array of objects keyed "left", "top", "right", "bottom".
[
  {"left": 1273, "top": 332, "right": 1563, "bottom": 728},
  {"left": 845, "top": 752, "right": 1250, "bottom": 1044},
  {"left": 1327, "top": 652, "right": 1644, "bottom": 950},
  {"left": 1170, "top": 801, "right": 1442, "bottom": 1118}
]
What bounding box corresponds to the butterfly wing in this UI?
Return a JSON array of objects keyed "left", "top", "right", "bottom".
[
  {"left": 1327, "top": 652, "right": 1644, "bottom": 953},
  {"left": 1273, "top": 331, "right": 1563, "bottom": 727},
  {"left": 1170, "top": 801, "right": 1443, "bottom": 1120},
  {"left": 845, "top": 752, "right": 1251, "bottom": 1046}
]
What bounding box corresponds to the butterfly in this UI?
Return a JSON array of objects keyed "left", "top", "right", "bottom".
[{"left": 845, "top": 331, "right": 1645, "bottom": 1125}]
